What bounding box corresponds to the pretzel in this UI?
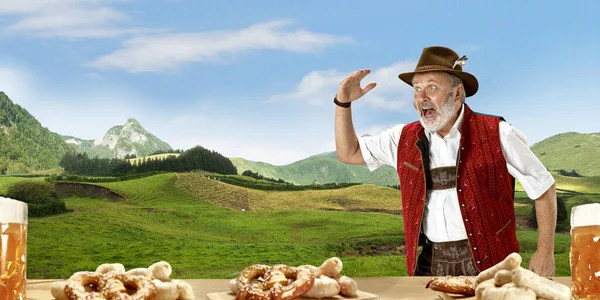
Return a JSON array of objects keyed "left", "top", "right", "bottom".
[
  {"left": 235, "top": 264, "right": 272, "bottom": 293},
  {"left": 426, "top": 276, "right": 478, "bottom": 296},
  {"left": 234, "top": 264, "right": 315, "bottom": 300},
  {"left": 99, "top": 272, "right": 157, "bottom": 300},
  {"left": 64, "top": 271, "right": 105, "bottom": 300}
]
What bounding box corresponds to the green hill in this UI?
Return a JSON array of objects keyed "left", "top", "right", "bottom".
[
  {"left": 531, "top": 132, "right": 600, "bottom": 176},
  {"left": 14, "top": 173, "right": 405, "bottom": 279},
  {"left": 0, "top": 92, "right": 73, "bottom": 174},
  {"left": 230, "top": 153, "right": 399, "bottom": 186},
  {"left": 232, "top": 131, "right": 600, "bottom": 187}
]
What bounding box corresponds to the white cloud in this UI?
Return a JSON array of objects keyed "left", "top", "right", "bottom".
[
  {"left": 268, "top": 60, "right": 418, "bottom": 111},
  {"left": 88, "top": 20, "right": 355, "bottom": 73},
  {"left": 0, "top": 0, "right": 152, "bottom": 38}
]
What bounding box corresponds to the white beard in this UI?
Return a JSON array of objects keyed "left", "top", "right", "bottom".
[{"left": 418, "top": 91, "right": 456, "bottom": 133}]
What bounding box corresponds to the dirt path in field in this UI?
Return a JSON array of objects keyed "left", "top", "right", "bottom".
[
  {"left": 55, "top": 182, "right": 126, "bottom": 201},
  {"left": 319, "top": 207, "right": 403, "bottom": 215}
]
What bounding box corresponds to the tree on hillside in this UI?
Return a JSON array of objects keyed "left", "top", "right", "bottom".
[
  {"left": 58, "top": 144, "right": 237, "bottom": 176},
  {"left": 556, "top": 169, "right": 583, "bottom": 177},
  {"left": 0, "top": 92, "right": 73, "bottom": 173},
  {"left": 242, "top": 170, "right": 289, "bottom": 184}
]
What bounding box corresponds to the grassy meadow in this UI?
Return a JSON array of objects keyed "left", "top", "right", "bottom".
[{"left": 1, "top": 170, "right": 599, "bottom": 279}]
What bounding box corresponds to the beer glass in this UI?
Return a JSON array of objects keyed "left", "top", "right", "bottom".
[
  {"left": 570, "top": 203, "right": 600, "bottom": 299},
  {"left": 0, "top": 197, "right": 28, "bottom": 300}
]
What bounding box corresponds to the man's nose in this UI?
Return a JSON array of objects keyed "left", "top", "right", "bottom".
[{"left": 416, "top": 90, "right": 428, "bottom": 102}]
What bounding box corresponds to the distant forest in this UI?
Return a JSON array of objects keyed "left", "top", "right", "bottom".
[{"left": 59, "top": 145, "right": 237, "bottom": 176}]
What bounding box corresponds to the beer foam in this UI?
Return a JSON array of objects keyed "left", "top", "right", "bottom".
[
  {"left": 0, "top": 196, "right": 28, "bottom": 224},
  {"left": 571, "top": 203, "right": 600, "bottom": 228}
]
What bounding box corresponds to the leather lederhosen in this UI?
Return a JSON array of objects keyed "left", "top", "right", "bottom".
[{"left": 415, "top": 236, "right": 480, "bottom": 276}]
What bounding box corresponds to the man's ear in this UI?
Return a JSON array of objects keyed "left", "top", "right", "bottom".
[{"left": 455, "top": 84, "right": 464, "bottom": 102}]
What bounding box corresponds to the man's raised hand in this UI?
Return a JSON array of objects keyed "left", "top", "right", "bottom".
[{"left": 336, "top": 69, "right": 377, "bottom": 103}]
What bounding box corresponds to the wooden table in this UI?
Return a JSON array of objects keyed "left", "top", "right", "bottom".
[{"left": 25, "top": 277, "right": 573, "bottom": 300}]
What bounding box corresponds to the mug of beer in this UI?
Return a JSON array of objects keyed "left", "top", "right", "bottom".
[
  {"left": 0, "top": 197, "right": 28, "bottom": 300},
  {"left": 570, "top": 203, "right": 600, "bottom": 299}
]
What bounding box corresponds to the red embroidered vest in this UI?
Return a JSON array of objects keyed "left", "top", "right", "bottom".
[{"left": 397, "top": 104, "right": 518, "bottom": 276}]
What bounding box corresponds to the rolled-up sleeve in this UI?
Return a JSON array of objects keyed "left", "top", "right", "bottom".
[
  {"left": 357, "top": 124, "right": 404, "bottom": 171},
  {"left": 499, "top": 121, "right": 555, "bottom": 199}
]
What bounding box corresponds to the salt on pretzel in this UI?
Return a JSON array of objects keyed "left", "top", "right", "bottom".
[
  {"left": 235, "top": 264, "right": 272, "bottom": 293},
  {"left": 426, "top": 276, "right": 478, "bottom": 296},
  {"left": 99, "top": 271, "right": 157, "bottom": 300},
  {"left": 234, "top": 264, "right": 315, "bottom": 300},
  {"left": 64, "top": 271, "right": 105, "bottom": 300}
]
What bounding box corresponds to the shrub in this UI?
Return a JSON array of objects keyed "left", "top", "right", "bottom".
[
  {"left": 28, "top": 200, "right": 70, "bottom": 217},
  {"left": 6, "top": 180, "right": 57, "bottom": 204},
  {"left": 5, "top": 180, "right": 69, "bottom": 217}
]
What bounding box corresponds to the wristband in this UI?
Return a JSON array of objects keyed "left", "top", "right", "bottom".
[{"left": 334, "top": 95, "right": 351, "bottom": 108}]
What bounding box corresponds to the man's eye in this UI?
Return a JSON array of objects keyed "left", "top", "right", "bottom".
[
  {"left": 429, "top": 85, "right": 437, "bottom": 90},
  {"left": 415, "top": 87, "right": 421, "bottom": 92}
]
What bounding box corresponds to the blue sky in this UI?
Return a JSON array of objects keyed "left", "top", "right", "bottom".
[{"left": 0, "top": 0, "right": 598, "bottom": 165}]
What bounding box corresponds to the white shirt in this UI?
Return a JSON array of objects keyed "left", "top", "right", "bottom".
[{"left": 357, "top": 105, "right": 555, "bottom": 243}]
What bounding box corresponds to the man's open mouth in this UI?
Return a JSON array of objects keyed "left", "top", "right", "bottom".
[{"left": 422, "top": 108, "right": 436, "bottom": 119}]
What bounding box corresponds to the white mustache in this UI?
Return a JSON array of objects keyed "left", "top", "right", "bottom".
[{"left": 419, "top": 103, "right": 437, "bottom": 110}]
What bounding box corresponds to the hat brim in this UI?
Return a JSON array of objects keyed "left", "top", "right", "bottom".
[{"left": 398, "top": 69, "right": 479, "bottom": 97}]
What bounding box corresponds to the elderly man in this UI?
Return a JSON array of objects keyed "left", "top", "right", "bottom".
[{"left": 333, "top": 46, "right": 556, "bottom": 277}]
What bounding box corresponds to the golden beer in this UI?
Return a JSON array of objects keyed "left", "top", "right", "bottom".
[
  {"left": 0, "top": 198, "right": 28, "bottom": 300},
  {"left": 571, "top": 204, "right": 600, "bottom": 299}
]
